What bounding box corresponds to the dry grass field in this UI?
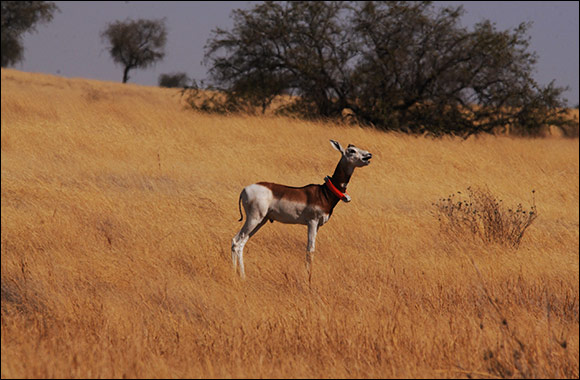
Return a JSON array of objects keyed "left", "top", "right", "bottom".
[{"left": 1, "top": 68, "right": 578, "bottom": 378}]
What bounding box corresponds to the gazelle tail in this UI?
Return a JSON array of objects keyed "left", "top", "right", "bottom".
[{"left": 237, "top": 191, "right": 244, "bottom": 222}]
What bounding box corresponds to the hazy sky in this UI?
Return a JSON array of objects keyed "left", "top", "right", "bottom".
[{"left": 14, "top": 1, "right": 580, "bottom": 106}]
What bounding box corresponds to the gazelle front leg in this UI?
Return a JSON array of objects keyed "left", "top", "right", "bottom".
[{"left": 306, "top": 220, "right": 319, "bottom": 283}]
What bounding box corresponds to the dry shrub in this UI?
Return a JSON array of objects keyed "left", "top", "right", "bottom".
[{"left": 434, "top": 187, "right": 538, "bottom": 248}]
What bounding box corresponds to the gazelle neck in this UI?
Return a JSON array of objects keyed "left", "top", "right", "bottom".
[{"left": 330, "top": 157, "right": 354, "bottom": 192}]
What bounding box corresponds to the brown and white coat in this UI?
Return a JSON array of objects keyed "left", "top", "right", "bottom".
[{"left": 231, "top": 140, "right": 372, "bottom": 279}]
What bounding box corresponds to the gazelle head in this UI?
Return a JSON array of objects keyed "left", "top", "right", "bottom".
[{"left": 330, "top": 139, "right": 372, "bottom": 168}]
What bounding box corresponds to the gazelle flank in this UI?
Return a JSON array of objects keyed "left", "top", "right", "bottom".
[{"left": 231, "top": 140, "right": 372, "bottom": 280}]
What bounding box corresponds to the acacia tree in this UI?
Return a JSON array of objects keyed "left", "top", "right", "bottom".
[
  {"left": 101, "top": 18, "right": 167, "bottom": 83},
  {"left": 198, "top": 1, "right": 574, "bottom": 137},
  {"left": 1, "top": 1, "right": 59, "bottom": 67}
]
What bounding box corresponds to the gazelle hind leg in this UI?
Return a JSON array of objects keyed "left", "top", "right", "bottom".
[
  {"left": 231, "top": 184, "right": 271, "bottom": 278},
  {"left": 232, "top": 214, "right": 269, "bottom": 278},
  {"left": 231, "top": 235, "right": 240, "bottom": 272},
  {"left": 231, "top": 230, "right": 249, "bottom": 278}
]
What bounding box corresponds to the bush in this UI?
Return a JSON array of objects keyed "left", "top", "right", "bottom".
[
  {"left": 159, "top": 72, "right": 191, "bottom": 88},
  {"left": 433, "top": 187, "right": 538, "bottom": 248}
]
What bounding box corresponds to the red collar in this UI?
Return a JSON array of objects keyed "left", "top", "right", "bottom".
[{"left": 324, "top": 176, "right": 351, "bottom": 202}]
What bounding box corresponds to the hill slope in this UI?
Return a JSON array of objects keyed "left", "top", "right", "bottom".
[{"left": 1, "top": 69, "right": 578, "bottom": 378}]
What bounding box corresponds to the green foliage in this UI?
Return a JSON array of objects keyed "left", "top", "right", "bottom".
[
  {"left": 433, "top": 187, "right": 538, "bottom": 248},
  {"left": 1, "top": 1, "right": 58, "bottom": 67},
  {"left": 101, "top": 18, "right": 167, "bottom": 83},
  {"left": 195, "top": 1, "right": 576, "bottom": 137}
]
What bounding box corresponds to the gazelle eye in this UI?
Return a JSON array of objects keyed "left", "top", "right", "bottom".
[{"left": 346, "top": 149, "right": 355, "bottom": 155}]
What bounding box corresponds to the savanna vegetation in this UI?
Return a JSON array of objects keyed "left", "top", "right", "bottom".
[
  {"left": 158, "top": 72, "right": 191, "bottom": 89},
  {"left": 1, "top": 69, "right": 578, "bottom": 378},
  {"left": 191, "top": 1, "right": 577, "bottom": 138}
]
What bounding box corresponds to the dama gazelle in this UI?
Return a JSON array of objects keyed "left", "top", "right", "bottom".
[{"left": 231, "top": 140, "right": 372, "bottom": 280}]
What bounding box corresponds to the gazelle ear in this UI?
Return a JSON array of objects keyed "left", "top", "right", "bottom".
[{"left": 330, "top": 139, "right": 344, "bottom": 154}]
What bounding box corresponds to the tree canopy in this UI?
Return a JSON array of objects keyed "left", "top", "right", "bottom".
[
  {"left": 1, "top": 1, "right": 59, "bottom": 67},
  {"left": 194, "top": 1, "right": 575, "bottom": 137}
]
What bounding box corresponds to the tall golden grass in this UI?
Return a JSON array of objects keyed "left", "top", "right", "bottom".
[{"left": 1, "top": 68, "right": 578, "bottom": 378}]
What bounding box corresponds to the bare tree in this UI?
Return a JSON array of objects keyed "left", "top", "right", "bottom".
[{"left": 101, "top": 18, "right": 167, "bottom": 83}]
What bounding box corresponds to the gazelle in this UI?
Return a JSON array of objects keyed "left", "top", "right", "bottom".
[{"left": 231, "top": 139, "right": 372, "bottom": 280}]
